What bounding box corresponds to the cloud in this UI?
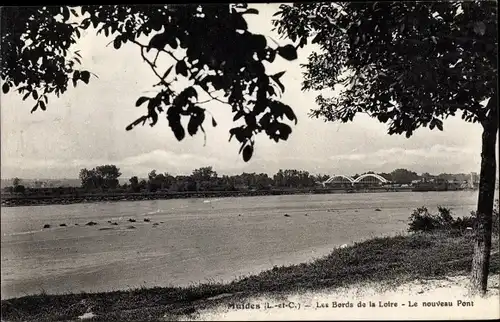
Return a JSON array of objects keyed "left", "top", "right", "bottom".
[
  {"left": 331, "top": 145, "right": 476, "bottom": 161},
  {"left": 1, "top": 149, "right": 248, "bottom": 178},
  {"left": 328, "top": 145, "right": 483, "bottom": 174}
]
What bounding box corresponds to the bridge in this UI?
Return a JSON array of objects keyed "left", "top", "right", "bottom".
[{"left": 319, "top": 174, "right": 389, "bottom": 187}]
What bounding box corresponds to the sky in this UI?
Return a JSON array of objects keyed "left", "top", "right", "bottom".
[{"left": 0, "top": 4, "right": 496, "bottom": 179}]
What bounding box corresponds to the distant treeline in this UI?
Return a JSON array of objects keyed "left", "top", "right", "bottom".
[{"left": 3, "top": 166, "right": 475, "bottom": 196}]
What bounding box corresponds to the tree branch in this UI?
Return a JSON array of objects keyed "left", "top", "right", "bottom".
[{"left": 129, "top": 38, "right": 181, "bottom": 62}]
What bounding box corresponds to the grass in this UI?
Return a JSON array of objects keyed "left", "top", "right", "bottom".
[{"left": 1, "top": 230, "right": 499, "bottom": 321}]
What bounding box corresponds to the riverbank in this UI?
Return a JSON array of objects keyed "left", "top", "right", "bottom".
[
  {"left": 1, "top": 230, "right": 498, "bottom": 321},
  {"left": 188, "top": 274, "right": 499, "bottom": 320},
  {"left": 0, "top": 186, "right": 421, "bottom": 208}
]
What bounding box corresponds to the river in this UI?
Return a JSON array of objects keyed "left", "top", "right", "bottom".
[{"left": 0, "top": 191, "right": 482, "bottom": 299}]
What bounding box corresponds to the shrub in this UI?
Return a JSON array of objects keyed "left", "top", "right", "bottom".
[
  {"left": 408, "top": 207, "right": 441, "bottom": 232},
  {"left": 451, "top": 213, "right": 476, "bottom": 231},
  {"left": 408, "top": 206, "right": 474, "bottom": 233},
  {"left": 409, "top": 200, "right": 499, "bottom": 235},
  {"left": 436, "top": 206, "right": 455, "bottom": 228}
]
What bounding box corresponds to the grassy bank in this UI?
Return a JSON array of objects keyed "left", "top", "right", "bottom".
[{"left": 1, "top": 230, "right": 498, "bottom": 321}]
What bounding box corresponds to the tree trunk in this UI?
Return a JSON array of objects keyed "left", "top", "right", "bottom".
[{"left": 470, "top": 92, "right": 498, "bottom": 295}]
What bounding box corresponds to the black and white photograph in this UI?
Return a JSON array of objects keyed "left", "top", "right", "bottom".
[{"left": 1, "top": 2, "right": 499, "bottom": 321}]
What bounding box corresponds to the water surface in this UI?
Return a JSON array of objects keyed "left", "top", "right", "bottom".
[{"left": 1, "top": 191, "right": 479, "bottom": 299}]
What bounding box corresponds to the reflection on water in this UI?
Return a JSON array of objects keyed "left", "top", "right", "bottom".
[{"left": 1, "top": 191, "right": 480, "bottom": 299}]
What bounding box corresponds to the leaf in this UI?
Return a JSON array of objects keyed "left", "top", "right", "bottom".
[
  {"left": 167, "top": 37, "right": 178, "bottom": 50},
  {"left": 268, "top": 85, "right": 276, "bottom": 96},
  {"left": 32, "top": 91, "right": 38, "bottom": 100},
  {"left": 62, "top": 7, "right": 70, "bottom": 21},
  {"left": 233, "top": 111, "right": 244, "bottom": 121},
  {"left": 273, "top": 101, "right": 297, "bottom": 124},
  {"left": 2, "top": 83, "right": 9, "bottom": 94},
  {"left": 135, "top": 96, "right": 150, "bottom": 107},
  {"left": 172, "top": 125, "right": 185, "bottom": 141},
  {"left": 184, "top": 86, "right": 198, "bottom": 100},
  {"left": 377, "top": 114, "right": 389, "bottom": 122},
  {"left": 229, "top": 126, "right": 246, "bottom": 143},
  {"left": 272, "top": 71, "right": 286, "bottom": 80},
  {"left": 232, "top": 12, "right": 248, "bottom": 31},
  {"left": 435, "top": 119, "right": 443, "bottom": 131},
  {"left": 242, "top": 8, "right": 259, "bottom": 15},
  {"left": 22, "top": 92, "right": 30, "bottom": 100},
  {"left": 80, "top": 71, "right": 90, "bottom": 84},
  {"left": 250, "top": 35, "right": 267, "bottom": 50},
  {"left": 242, "top": 144, "right": 253, "bottom": 162},
  {"left": 311, "top": 33, "right": 322, "bottom": 44},
  {"left": 212, "top": 117, "right": 217, "bottom": 127},
  {"left": 271, "top": 73, "right": 286, "bottom": 93},
  {"left": 148, "top": 32, "right": 168, "bottom": 51},
  {"left": 187, "top": 117, "right": 199, "bottom": 136},
  {"left": 239, "top": 141, "right": 246, "bottom": 154},
  {"left": 39, "top": 101, "right": 46, "bottom": 111},
  {"left": 162, "top": 65, "right": 174, "bottom": 80},
  {"left": 113, "top": 37, "right": 121, "bottom": 49},
  {"left": 175, "top": 60, "right": 188, "bottom": 77},
  {"left": 81, "top": 19, "right": 91, "bottom": 30},
  {"left": 277, "top": 123, "right": 292, "bottom": 140},
  {"left": 277, "top": 45, "right": 298, "bottom": 61},
  {"left": 126, "top": 116, "right": 148, "bottom": 131}
]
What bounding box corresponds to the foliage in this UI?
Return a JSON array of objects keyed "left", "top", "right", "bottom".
[
  {"left": 146, "top": 170, "right": 175, "bottom": 192},
  {"left": 1, "top": 5, "right": 299, "bottom": 162},
  {"left": 273, "top": 169, "right": 315, "bottom": 188},
  {"left": 0, "top": 7, "right": 92, "bottom": 114},
  {"left": 12, "top": 177, "right": 21, "bottom": 187},
  {"left": 128, "top": 176, "right": 142, "bottom": 193},
  {"left": 407, "top": 205, "right": 500, "bottom": 234},
  {"left": 191, "top": 166, "right": 217, "bottom": 182},
  {"left": 274, "top": 1, "right": 497, "bottom": 135},
  {"left": 79, "top": 165, "right": 122, "bottom": 191},
  {"left": 389, "top": 168, "right": 419, "bottom": 184},
  {"left": 13, "top": 184, "right": 26, "bottom": 194}
]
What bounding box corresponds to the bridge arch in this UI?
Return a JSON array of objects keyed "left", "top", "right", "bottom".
[
  {"left": 324, "top": 174, "right": 355, "bottom": 184},
  {"left": 353, "top": 173, "right": 388, "bottom": 184}
]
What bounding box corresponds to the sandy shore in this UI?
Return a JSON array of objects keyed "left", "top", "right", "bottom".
[{"left": 179, "top": 274, "right": 499, "bottom": 321}]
